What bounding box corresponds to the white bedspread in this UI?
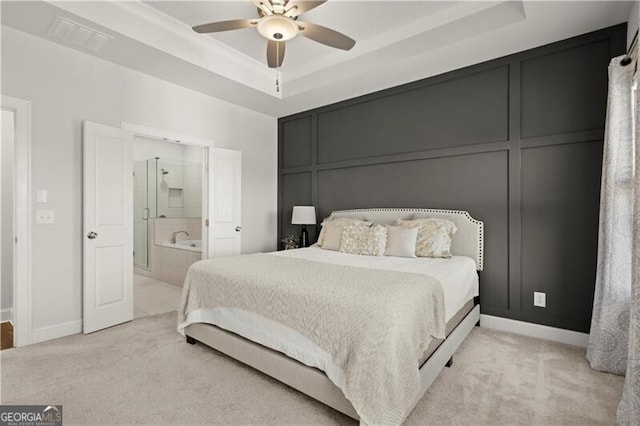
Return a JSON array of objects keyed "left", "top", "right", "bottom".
[
  {"left": 179, "top": 248, "right": 478, "bottom": 423},
  {"left": 276, "top": 247, "right": 479, "bottom": 322}
]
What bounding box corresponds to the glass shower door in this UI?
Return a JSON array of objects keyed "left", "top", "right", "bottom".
[{"left": 133, "top": 160, "right": 150, "bottom": 268}]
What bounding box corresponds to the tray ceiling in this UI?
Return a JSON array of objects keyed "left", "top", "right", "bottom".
[{"left": 1, "top": 1, "right": 635, "bottom": 117}]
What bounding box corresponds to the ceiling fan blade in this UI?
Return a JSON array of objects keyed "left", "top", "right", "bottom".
[
  {"left": 266, "top": 40, "right": 286, "bottom": 68},
  {"left": 193, "top": 19, "right": 257, "bottom": 34},
  {"left": 284, "top": 1, "right": 326, "bottom": 17},
  {"left": 297, "top": 21, "right": 355, "bottom": 50}
]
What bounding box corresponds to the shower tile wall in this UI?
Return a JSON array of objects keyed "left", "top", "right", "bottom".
[
  {"left": 157, "top": 162, "right": 202, "bottom": 219},
  {"left": 184, "top": 163, "right": 202, "bottom": 217},
  {"left": 133, "top": 161, "right": 149, "bottom": 268}
]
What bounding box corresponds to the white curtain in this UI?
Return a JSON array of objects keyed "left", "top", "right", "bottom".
[
  {"left": 587, "top": 57, "right": 634, "bottom": 373},
  {"left": 587, "top": 52, "right": 639, "bottom": 424},
  {"left": 617, "top": 54, "right": 639, "bottom": 426}
]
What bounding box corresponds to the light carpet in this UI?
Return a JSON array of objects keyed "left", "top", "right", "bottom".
[{"left": 0, "top": 312, "right": 623, "bottom": 425}]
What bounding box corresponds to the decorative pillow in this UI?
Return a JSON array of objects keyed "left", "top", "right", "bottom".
[
  {"left": 318, "top": 217, "right": 371, "bottom": 247},
  {"left": 321, "top": 222, "right": 344, "bottom": 251},
  {"left": 384, "top": 226, "right": 419, "bottom": 258},
  {"left": 396, "top": 218, "right": 457, "bottom": 258},
  {"left": 339, "top": 224, "right": 387, "bottom": 256}
]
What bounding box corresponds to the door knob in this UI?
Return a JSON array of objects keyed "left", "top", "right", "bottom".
[
  {"left": 235, "top": 226, "right": 242, "bottom": 232},
  {"left": 87, "top": 231, "right": 98, "bottom": 239}
]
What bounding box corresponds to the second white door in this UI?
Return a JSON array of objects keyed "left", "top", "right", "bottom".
[{"left": 207, "top": 147, "right": 241, "bottom": 257}]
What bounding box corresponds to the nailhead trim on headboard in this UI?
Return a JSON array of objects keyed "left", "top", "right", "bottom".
[{"left": 329, "top": 208, "right": 484, "bottom": 271}]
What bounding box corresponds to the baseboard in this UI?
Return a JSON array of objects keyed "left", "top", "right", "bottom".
[
  {"left": 1, "top": 308, "right": 13, "bottom": 323},
  {"left": 133, "top": 267, "right": 153, "bottom": 278},
  {"left": 480, "top": 314, "right": 590, "bottom": 348},
  {"left": 31, "top": 320, "right": 82, "bottom": 344}
]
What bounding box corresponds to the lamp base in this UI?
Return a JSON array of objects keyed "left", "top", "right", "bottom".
[{"left": 299, "top": 225, "right": 309, "bottom": 248}]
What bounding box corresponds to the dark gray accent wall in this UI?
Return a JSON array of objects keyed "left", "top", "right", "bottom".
[{"left": 278, "top": 24, "right": 627, "bottom": 333}]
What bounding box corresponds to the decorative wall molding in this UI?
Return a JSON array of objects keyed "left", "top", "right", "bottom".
[
  {"left": 278, "top": 24, "right": 627, "bottom": 334},
  {"left": 480, "top": 314, "right": 590, "bottom": 348}
]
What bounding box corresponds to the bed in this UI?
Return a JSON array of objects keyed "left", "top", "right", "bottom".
[{"left": 179, "top": 208, "right": 484, "bottom": 424}]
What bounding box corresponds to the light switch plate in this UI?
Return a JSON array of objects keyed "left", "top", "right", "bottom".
[
  {"left": 36, "top": 189, "right": 48, "bottom": 203},
  {"left": 36, "top": 210, "right": 55, "bottom": 224},
  {"left": 534, "top": 291, "right": 546, "bottom": 308}
]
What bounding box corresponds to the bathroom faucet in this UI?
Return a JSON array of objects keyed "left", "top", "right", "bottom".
[{"left": 171, "top": 231, "right": 189, "bottom": 244}]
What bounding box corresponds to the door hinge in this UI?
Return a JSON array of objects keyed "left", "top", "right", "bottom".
[{"left": 205, "top": 219, "right": 209, "bottom": 227}]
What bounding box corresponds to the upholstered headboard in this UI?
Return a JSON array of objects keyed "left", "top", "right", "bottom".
[{"left": 327, "top": 208, "right": 484, "bottom": 271}]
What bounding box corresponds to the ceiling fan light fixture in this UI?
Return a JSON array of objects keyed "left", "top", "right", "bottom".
[{"left": 257, "top": 15, "right": 298, "bottom": 41}]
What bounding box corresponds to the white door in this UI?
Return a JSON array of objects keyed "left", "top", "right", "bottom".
[
  {"left": 207, "top": 148, "right": 241, "bottom": 257},
  {"left": 1, "top": 109, "right": 15, "bottom": 334},
  {"left": 0, "top": 110, "right": 10, "bottom": 325},
  {"left": 83, "top": 121, "right": 133, "bottom": 333}
]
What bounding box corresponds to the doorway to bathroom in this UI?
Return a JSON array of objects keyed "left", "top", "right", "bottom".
[
  {"left": 132, "top": 136, "right": 205, "bottom": 318},
  {"left": 82, "top": 121, "right": 241, "bottom": 332}
]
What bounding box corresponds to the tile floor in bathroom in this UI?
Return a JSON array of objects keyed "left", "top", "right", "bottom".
[{"left": 134, "top": 273, "right": 183, "bottom": 318}]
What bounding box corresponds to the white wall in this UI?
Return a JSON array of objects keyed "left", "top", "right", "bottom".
[
  {"left": 133, "top": 135, "right": 202, "bottom": 163},
  {"left": 1, "top": 109, "right": 14, "bottom": 320},
  {"left": 1, "top": 25, "right": 277, "bottom": 339}
]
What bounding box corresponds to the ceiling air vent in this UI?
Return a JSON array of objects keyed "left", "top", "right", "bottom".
[{"left": 47, "top": 16, "right": 112, "bottom": 53}]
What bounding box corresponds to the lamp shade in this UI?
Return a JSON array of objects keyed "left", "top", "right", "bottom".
[{"left": 291, "top": 206, "right": 316, "bottom": 225}]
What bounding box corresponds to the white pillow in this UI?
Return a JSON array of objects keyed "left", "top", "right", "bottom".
[
  {"left": 321, "top": 222, "right": 344, "bottom": 251},
  {"left": 384, "top": 226, "right": 418, "bottom": 258},
  {"left": 317, "top": 217, "right": 371, "bottom": 247},
  {"left": 339, "top": 224, "right": 387, "bottom": 256},
  {"left": 396, "top": 218, "right": 457, "bottom": 258}
]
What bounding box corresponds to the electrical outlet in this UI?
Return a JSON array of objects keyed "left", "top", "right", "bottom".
[
  {"left": 534, "top": 291, "right": 546, "bottom": 308},
  {"left": 36, "top": 210, "right": 55, "bottom": 224}
]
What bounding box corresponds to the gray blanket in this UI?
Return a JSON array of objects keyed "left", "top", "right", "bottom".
[{"left": 179, "top": 253, "right": 445, "bottom": 425}]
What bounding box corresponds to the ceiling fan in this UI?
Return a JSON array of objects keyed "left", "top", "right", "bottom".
[{"left": 192, "top": 0, "right": 356, "bottom": 68}]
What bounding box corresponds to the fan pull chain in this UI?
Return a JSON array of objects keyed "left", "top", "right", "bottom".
[{"left": 275, "top": 41, "right": 281, "bottom": 93}]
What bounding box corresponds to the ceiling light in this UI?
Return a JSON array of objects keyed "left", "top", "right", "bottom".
[{"left": 256, "top": 15, "right": 298, "bottom": 41}]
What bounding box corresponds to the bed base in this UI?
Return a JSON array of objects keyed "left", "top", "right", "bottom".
[{"left": 184, "top": 304, "right": 480, "bottom": 422}]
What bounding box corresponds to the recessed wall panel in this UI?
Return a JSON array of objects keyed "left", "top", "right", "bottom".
[
  {"left": 521, "top": 40, "right": 611, "bottom": 138},
  {"left": 215, "top": 159, "right": 234, "bottom": 222},
  {"left": 95, "top": 245, "right": 125, "bottom": 307},
  {"left": 281, "top": 117, "right": 312, "bottom": 169},
  {"left": 521, "top": 141, "right": 603, "bottom": 332},
  {"left": 317, "top": 66, "right": 509, "bottom": 164},
  {"left": 317, "top": 152, "right": 509, "bottom": 311},
  {"left": 95, "top": 137, "right": 125, "bottom": 226}
]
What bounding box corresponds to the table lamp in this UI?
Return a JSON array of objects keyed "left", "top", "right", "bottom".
[{"left": 291, "top": 206, "right": 316, "bottom": 248}]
